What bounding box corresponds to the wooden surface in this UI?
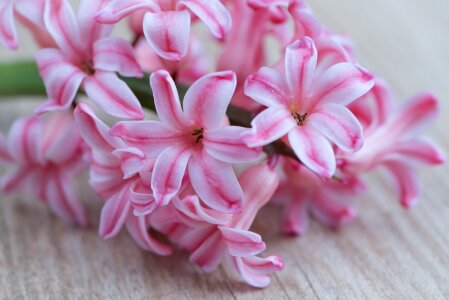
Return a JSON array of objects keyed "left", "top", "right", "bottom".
[{"left": 1, "top": 1, "right": 449, "bottom": 299}]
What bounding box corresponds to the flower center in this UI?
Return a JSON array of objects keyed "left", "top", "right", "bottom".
[
  {"left": 191, "top": 128, "right": 204, "bottom": 144},
  {"left": 291, "top": 112, "right": 308, "bottom": 126},
  {"left": 81, "top": 60, "right": 95, "bottom": 75}
]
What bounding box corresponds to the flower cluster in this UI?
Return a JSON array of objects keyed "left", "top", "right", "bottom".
[{"left": 0, "top": 0, "right": 444, "bottom": 288}]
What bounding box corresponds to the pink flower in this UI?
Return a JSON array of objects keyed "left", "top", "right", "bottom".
[
  {"left": 341, "top": 80, "right": 446, "bottom": 208},
  {"left": 243, "top": 37, "right": 374, "bottom": 178},
  {"left": 96, "top": 0, "right": 232, "bottom": 61},
  {"left": 111, "top": 70, "right": 262, "bottom": 213},
  {"left": 152, "top": 163, "right": 284, "bottom": 288},
  {"left": 0, "top": 112, "right": 88, "bottom": 226},
  {"left": 35, "top": 0, "right": 144, "bottom": 119},
  {"left": 74, "top": 103, "right": 172, "bottom": 255}
]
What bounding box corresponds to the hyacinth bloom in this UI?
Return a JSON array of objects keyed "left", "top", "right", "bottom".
[
  {"left": 74, "top": 103, "right": 172, "bottom": 255},
  {"left": 341, "top": 81, "right": 446, "bottom": 208},
  {"left": 96, "top": 0, "right": 232, "bottom": 61},
  {"left": 35, "top": 0, "right": 144, "bottom": 119},
  {"left": 0, "top": 112, "right": 88, "bottom": 226},
  {"left": 243, "top": 37, "right": 374, "bottom": 178},
  {"left": 152, "top": 163, "right": 283, "bottom": 288},
  {"left": 111, "top": 70, "right": 261, "bottom": 213}
]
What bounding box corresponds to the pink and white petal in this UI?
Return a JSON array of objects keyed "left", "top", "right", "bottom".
[
  {"left": 204, "top": 126, "right": 262, "bottom": 163},
  {"left": 93, "top": 37, "right": 143, "bottom": 77},
  {"left": 150, "top": 70, "right": 189, "bottom": 130},
  {"left": 151, "top": 145, "right": 192, "bottom": 206},
  {"left": 309, "top": 103, "right": 363, "bottom": 152},
  {"left": 310, "top": 63, "right": 374, "bottom": 107},
  {"left": 282, "top": 195, "right": 309, "bottom": 235},
  {"left": 7, "top": 116, "right": 44, "bottom": 164},
  {"left": 125, "top": 215, "right": 173, "bottom": 255},
  {"left": 288, "top": 126, "right": 336, "bottom": 178},
  {"left": 243, "top": 106, "right": 296, "bottom": 147},
  {"left": 285, "top": 37, "right": 317, "bottom": 100},
  {"left": 231, "top": 255, "right": 284, "bottom": 288},
  {"left": 177, "top": 0, "right": 231, "bottom": 38},
  {"left": 44, "top": 0, "right": 83, "bottom": 56},
  {"left": 183, "top": 71, "right": 236, "bottom": 129},
  {"left": 383, "top": 160, "right": 421, "bottom": 208},
  {"left": 219, "top": 227, "right": 265, "bottom": 257},
  {"left": 173, "top": 195, "right": 231, "bottom": 225},
  {"left": 77, "top": 0, "right": 113, "bottom": 47},
  {"left": 143, "top": 11, "right": 191, "bottom": 61},
  {"left": 83, "top": 71, "right": 144, "bottom": 120},
  {"left": 112, "top": 147, "right": 145, "bottom": 179},
  {"left": 129, "top": 181, "right": 159, "bottom": 216},
  {"left": 0, "top": 132, "right": 12, "bottom": 162},
  {"left": 311, "top": 193, "right": 356, "bottom": 229},
  {"left": 0, "top": 167, "right": 30, "bottom": 193},
  {"left": 74, "top": 103, "right": 124, "bottom": 153},
  {"left": 110, "top": 120, "right": 184, "bottom": 157},
  {"left": 393, "top": 138, "right": 445, "bottom": 165},
  {"left": 99, "top": 186, "right": 131, "bottom": 239},
  {"left": 244, "top": 67, "right": 290, "bottom": 107},
  {"left": 188, "top": 151, "right": 243, "bottom": 213},
  {"left": 46, "top": 175, "right": 88, "bottom": 226},
  {"left": 190, "top": 231, "right": 226, "bottom": 273},
  {"left": 248, "top": 0, "right": 289, "bottom": 8},
  {"left": 95, "top": 0, "right": 158, "bottom": 24},
  {"left": 0, "top": 0, "right": 18, "bottom": 49}
]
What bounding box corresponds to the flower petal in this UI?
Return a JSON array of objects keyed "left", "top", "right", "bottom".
[
  {"left": 244, "top": 67, "right": 290, "bottom": 107},
  {"left": 243, "top": 106, "right": 296, "bottom": 147},
  {"left": 288, "top": 126, "right": 336, "bottom": 178},
  {"left": 77, "top": 0, "right": 113, "bottom": 46},
  {"left": 183, "top": 71, "right": 237, "bottom": 129},
  {"left": 219, "top": 227, "right": 265, "bottom": 257},
  {"left": 383, "top": 160, "right": 420, "bottom": 208},
  {"left": 143, "top": 11, "right": 191, "bottom": 61},
  {"left": 129, "top": 181, "right": 158, "bottom": 216},
  {"left": 0, "top": 0, "right": 18, "bottom": 49},
  {"left": 7, "top": 116, "right": 44, "bottom": 164},
  {"left": 190, "top": 231, "right": 226, "bottom": 272},
  {"left": 285, "top": 37, "right": 317, "bottom": 101},
  {"left": 83, "top": 71, "right": 144, "bottom": 120},
  {"left": 173, "top": 195, "right": 231, "bottom": 225},
  {"left": 95, "top": 0, "right": 157, "bottom": 24},
  {"left": 309, "top": 103, "right": 363, "bottom": 152},
  {"left": 0, "top": 132, "right": 11, "bottom": 162},
  {"left": 151, "top": 145, "right": 192, "bottom": 206},
  {"left": 392, "top": 137, "right": 445, "bottom": 165},
  {"left": 99, "top": 185, "right": 131, "bottom": 239},
  {"left": 230, "top": 255, "right": 284, "bottom": 288},
  {"left": 188, "top": 151, "right": 243, "bottom": 213},
  {"left": 310, "top": 63, "right": 374, "bottom": 107},
  {"left": 93, "top": 37, "right": 143, "bottom": 77},
  {"left": 150, "top": 70, "right": 189, "bottom": 130},
  {"left": 177, "top": 0, "right": 231, "bottom": 38},
  {"left": 0, "top": 167, "right": 30, "bottom": 193}
]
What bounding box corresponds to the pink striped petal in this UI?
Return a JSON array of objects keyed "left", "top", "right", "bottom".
[
  {"left": 248, "top": 0, "right": 289, "bottom": 8},
  {"left": 125, "top": 215, "right": 173, "bottom": 255},
  {"left": 46, "top": 175, "right": 88, "bottom": 226},
  {"left": 110, "top": 120, "right": 184, "bottom": 157},
  {"left": 93, "top": 37, "right": 143, "bottom": 77},
  {"left": 177, "top": 0, "right": 231, "bottom": 38},
  {"left": 112, "top": 147, "right": 145, "bottom": 179},
  {"left": 95, "top": 0, "right": 157, "bottom": 24},
  {"left": 99, "top": 186, "right": 131, "bottom": 239},
  {"left": 190, "top": 231, "right": 226, "bottom": 272},
  {"left": 143, "top": 11, "right": 191, "bottom": 61},
  {"left": 393, "top": 138, "right": 445, "bottom": 165},
  {"left": 0, "top": 132, "right": 11, "bottom": 162},
  {"left": 183, "top": 71, "right": 237, "bottom": 129},
  {"left": 231, "top": 255, "right": 284, "bottom": 288},
  {"left": 285, "top": 37, "right": 317, "bottom": 101},
  {"left": 309, "top": 103, "right": 363, "bottom": 152},
  {"left": 311, "top": 193, "right": 356, "bottom": 229},
  {"left": 204, "top": 126, "right": 262, "bottom": 163},
  {"left": 310, "top": 63, "right": 374, "bottom": 107},
  {"left": 7, "top": 116, "right": 44, "bottom": 164},
  {"left": 77, "top": 0, "right": 113, "bottom": 47},
  {"left": 384, "top": 160, "right": 420, "bottom": 208},
  {"left": 129, "top": 181, "right": 158, "bottom": 216},
  {"left": 150, "top": 70, "right": 189, "bottom": 130},
  {"left": 0, "top": 167, "right": 30, "bottom": 193},
  {"left": 282, "top": 194, "right": 309, "bottom": 235},
  {"left": 288, "top": 126, "right": 336, "bottom": 178},
  {"left": 0, "top": 0, "right": 18, "bottom": 49},
  {"left": 244, "top": 67, "right": 290, "bottom": 107},
  {"left": 188, "top": 151, "right": 243, "bottom": 213},
  {"left": 243, "top": 106, "right": 296, "bottom": 147},
  {"left": 219, "top": 228, "right": 265, "bottom": 257},
  {"left": 83, "top": 71, "right": 144, "bottom": 120},
  {"left": 173, "top": 195, "right": 231, "bottom": 225},
  {"left": 44, "top": 0, "right": 83, "bottom": 56},
  {"left": 151, "top": 145, "right": 192, "bottom": 206}
]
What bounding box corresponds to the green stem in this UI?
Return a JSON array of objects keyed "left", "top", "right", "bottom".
[{"left": 0, "top": 61, "right": 46, "bottom": 97}]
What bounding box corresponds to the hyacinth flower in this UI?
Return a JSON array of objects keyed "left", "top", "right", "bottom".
[
  {"left": 340, "top": 80, "right": 446, "bottom": 208},
  {"left": 74, "top": 103, "right": 172, "bottom": 255},
  {"left": 243, "top": 37, "right": 374, "bottom": 178},
  {"left": 0, "top": 112, "right": 88, "bottom": 226},
  {"left": 96, "top": 0, "right": 232, "bottom": 61},
  {"left": 35, "top": 0, "right": 144, "bottom": 119},
  {"left": 111, "top": 70, "right": 261, "bottom": 213},
  {"left": 151, "top": 163, "right": 283, "bottom": 288}
]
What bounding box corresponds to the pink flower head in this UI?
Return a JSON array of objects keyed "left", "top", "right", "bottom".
[
  {"left": 0, "top": 111, "right": 88, "bottom": 226},
  {"left": 35, "top": 0, "right": 144, "bottom": 119},
  {"left": 341, "top": 80, "right": 446, "bottom": 208},
  {"left": 243, "top": 37, "right": 374, "bottom": 178},
  {"left": 111, "top": 70, "right": 262, "bottom": 213},
  {"left": 74, "top": 103, "right": 172, "bottom": 255},
  {"left": 96, "top": 0, "right": 232, "bottom": 61},
  {"left": 152, "top": 163, "right": 284, "bottom": 288}
]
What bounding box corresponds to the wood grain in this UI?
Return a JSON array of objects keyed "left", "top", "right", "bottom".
[{"left": 1, "top": 0, "right": 449, "bottom": 299}]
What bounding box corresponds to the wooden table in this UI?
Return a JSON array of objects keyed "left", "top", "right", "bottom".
[{"left": 1, "top": 0, "right": 448, "bottom": 299}]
